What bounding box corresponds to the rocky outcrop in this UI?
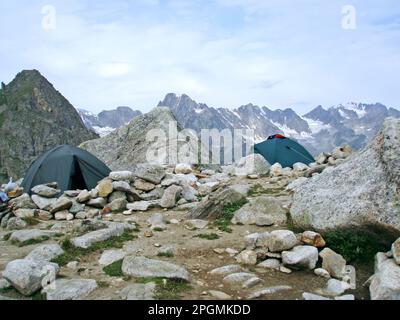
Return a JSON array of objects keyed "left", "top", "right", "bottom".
[
  {"left": 0, "top": 70, "right": 97, "bottom": 180},
  {"left": 80, "top": 107, "right": 201, "bottom": 170},
  {"left": 290, "top": 118, "right": 400, "bottom": 232}
]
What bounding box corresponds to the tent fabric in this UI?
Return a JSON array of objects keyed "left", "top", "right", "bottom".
[
  {"left": 254, "top": 135, "right": 314, "bottom": 168},
  {"left": 21, "top": 145, "right": 111, "bottom": 194}
]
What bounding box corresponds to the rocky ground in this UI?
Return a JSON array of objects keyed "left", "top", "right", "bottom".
[{"left": 0, "top": 127, "right": 399, "bottom": 300}]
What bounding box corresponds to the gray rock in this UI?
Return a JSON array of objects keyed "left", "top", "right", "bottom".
[
  {"left": 134, "top": 179, "right": 156, "bottom": 192},
  {"left": 64, "top": 190, "right": 81, "bottom": 197},
  {"left": 112, "top": 181, "right": 132, "bottom": 193},
  {"left": 42, "top": 279, "right": 97, "bottom": 300},
  {"left": 257, "top": 259, "right": 281, "bottom": 270},
  {"left": 222, "top": 273, "right": 256, "bottom": 285},
  {"left": 108, "top": 191, "right": 127, "bottom": 202},
  {"left": 282, "top": 246, "right": 319, "bottom": 270},
  {"left": 99, "top": 250, "right": 126, "bottom": 266},
  {"left": 293, "top": 163, "right": 309, "bottom": 171},
  {"left": 6, "top": 217, "right": 28, "bottom": 230},
  {"left": 109, "top": 171, "right": 135, "bottom": 182},
  {"left": 209, "top": 290, "right": 232, "bottom": 300},
  {"left": 324, "top": 279, "right": 352, "bottom": 297},
  {"left": 31, "top": 185, "right": 60, "bottom": 198},
  {"left": 236, "top": 250, "right": 258, "bottom": 266},
  {"left": 242, "top": 277, "right": 262, "bottom": 289},
  {"left": 77, "top": 190, "right": 91, "bottom": 203},
  {"left": 335, "top": 294, "right": 355, "bottom": 300},
  {"left": 244, "top": 233, "right": 260, "bottom": 249},
  {"left": 14, "top": 209, "right": 36, "bottom": 219},
  {"left": 50, "top": 198, "right": 73, "bottom": 214},
  {"left": 232, "top": 196, "right": 286, "bottom": 226},
  {"left": 392, "top": 238, "right": 400, "bottom": 265},
  {"left": 302, "top": 292, "right": 331, "bottom": 300},
  {"left": 86, "top": 197, "right": 107, "bottom": 208},
  {"left": 290, "top": 118, "right": 400, "bottom": 232},
  {"left": 187, "top": 185, "right": 247, "bottom": 220},
  {"left": 55, "top": 210, "right": 74, "bottom": 221},
  {"left": 31, "top": 195, "right": 57, "bottom": 211},
  {"left": 3, "top": 259, "right": 60, "bottom": 296},
  {"left": 370, "top": 258, "right": 400, "bottom": 300},
  {"left": 25, "top": 244, "right": 64, "bottom": 262},
  {"left": 181, "top": 183, "right": 198, "bottom": 202},
  {"left": 267, "top": 230, "right": 298, "bottom": 253},
  {"left": 233, "top": 154, "right": 270, "bottom": 177},
  {"left": 105, "top": 198, "right": 127, "bottom": 212},
  {"left": 71, "top": 222, "right": 127, "bottom": 249},
  {"left": 286, "top": 177, "right": 309, "bottom": 192},
  {"left": 248, "top": 286, "right": 292, "bottom": 299},
  {"left": 119, "top": 283, "right": 156, "bottom": 300},
  {"left": 209, "top": 265, "right": 242, "bottom": 276},
  {"left": 314, "top": 268, "right": 331, "bottom": 279},
  {"left": 319, "top": 248, "right": 347, "bottom": 279},
  {"left": 38, "top": 210, "right": 52, "bottom": 221},
  {"left": 122, "top": 256, "right": 189, "bottom": 281},
  {"left": 133, "top": 164, "right": 166, "bottom": 184},
  {"left": 75, "top": 212, "right": 87, "bottom": 220},
  {"left": 184, "top": 219, "right": 209, "bottom": 230},
  {"left": 69, "top": 200, "right": 85, "bottom": 214},
  {"left": 9, "top": 194, "right": 37, "bottom": 210},
  {"left": 9, "top": 230, "right": 57, "bottom": 245},
  {"left": 127, "top": 201, "right": 158, "bottom": 211},
  {"left": 140, "top": 187, "right": 164, "bottom": 201},
  {"left": 160, "top": 185, "right": 182, "bottom": 209}
]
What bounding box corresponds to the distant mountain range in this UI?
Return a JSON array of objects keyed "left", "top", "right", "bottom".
[
  {"left": 157, "top": 93, "right": 400, "bottom": 155},
  {"left": 78, "top": 107, "right": 142, "bottom": 137}
]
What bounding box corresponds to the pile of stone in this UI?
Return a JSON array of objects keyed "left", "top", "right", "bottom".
[
  {"left": 0, "top": 163, "right": 233, "bottom": 226},
  {"left": 214, "top": 229, "right": 357, "bottom": 299},
  {"left": 369, "top": 237, "right": 400, "bottom": 300}
]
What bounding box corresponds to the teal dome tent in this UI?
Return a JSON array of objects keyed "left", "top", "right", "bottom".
[
  {"left": 254, "top": 134, "right": 314, "bottom": 168},
  {"left": 21, "top": 145, "right": 111, "bottom": 194}
]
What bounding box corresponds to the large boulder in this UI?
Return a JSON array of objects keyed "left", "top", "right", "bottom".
[
  {"left": 290, "top": 118, "right": 400, "bottom": 232},
  {"left": 160, "top": 185, "right": 182, "bottom": 209},
  {"left": 31, "top": 185, "right": 60, "bottom": 198},
  {"left": 231, "top": 196, "right": 287, "bottom": 226},
  {"left": 42, "top": 279, "right": 97, "bottom": 300},
  {"left": 2, "top": 259, "right": 60, "bottom": 296},
  {"left": 187, "top": 185, "right": 247, "bottom": 220},
  {"left": 25, "top": 244, "right": 64, "bottom": 262},
  {"left": 122, "top": 256, "right": 189, "bottom": 281},
  {"left": 370, "top": 258, "right": 400, "bottom": 300},
  {"left": 282, "top": 246, "right": 319, "bottom": 270},
  {"left": 233, "top": 154, "right": 270, "bottom": 177}
]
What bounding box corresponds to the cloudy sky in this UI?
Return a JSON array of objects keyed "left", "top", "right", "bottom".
[{"left": 0, "top": 0, "right": 399, "bottom": 114}]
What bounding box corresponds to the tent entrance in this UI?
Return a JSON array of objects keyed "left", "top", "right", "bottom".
[{"left": 70, "top": 160, "right": 87, "bottom": 190}]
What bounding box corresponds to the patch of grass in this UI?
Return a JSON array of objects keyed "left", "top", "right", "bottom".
[
  {"left": 195, "top": 233, "right": 220, "bottom": 240},
  {"left": 52, "top": 230, "right": 137, "bottom": 266},
  {"left": 103, "top": 259, "right": 123, "bottom": 277},
  {"left": 31, "top": 292, "right": 46, "bottom": 300},
  {"left": 18, "top": 236, "right": 50, "bottom": 247},
  {"left": 23, "top": 217, "right": 40, "bottom": 226},
  {"left": 97, "top": 281, "right": 110, "bottom": 288},
  {"left": 157, "top": 251, "right": 174, "bottom": 258},
  {"left": 214, "top": 200, "right": 247, "bottom": 233},
  {"left": 136, "top": 277, "right": 192, "bottom": 300},
  {"left": 322, "top": 226, "right": 397, "bottom": 265},
  {"left": 2, "top": 233, "right": 11, "bottom": 241},
  {"left": 153, "top": 228, "right": 164, "bottom": 232}
]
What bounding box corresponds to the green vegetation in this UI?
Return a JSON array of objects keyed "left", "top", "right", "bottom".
[
  {"left": 18, "top": 236, "right": 50, "bottom": 247},
  {"left": 214, "top": 200, "right": 247, "bottom": 233},
  {"left": 103, "top": 259, "right": 123, "bottom": 277},
  {"left": 2, "top": 233, "right": 11, "bottom": 241},
  {"left": 153, "top": 227, "right": 165, "bottom": 232},
  {"left": 136, "top": 277, "right": 192, "bottom": 300},
  {"left": 97, "top": 281, "right": 110, "bottom": 288},
  {"left": 195, "top": 233, "right": 220, "bottom": 240},
  {"left": 31, "top": 292, "right": 47, "bottom": 300},
  {"left": 157, "top": 251, "right": 174, "bottom": 258},
  {"left": 323, "top": 227, "right": 397, "bottom": 264},
  {"left": 52, "top": 230, "right": 136, "bottom": 266}
]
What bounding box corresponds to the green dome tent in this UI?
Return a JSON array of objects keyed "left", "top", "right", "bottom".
[
  {"left": 21, "top": 145, "right": 111, "bottom": 194},
  {"left": 254, "top": 134, "right": 314, "bottom": 168}
]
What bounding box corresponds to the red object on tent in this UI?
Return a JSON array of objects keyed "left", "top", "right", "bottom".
[{"left": 275, "top": 134, "right": 286, "bottom": 139}]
